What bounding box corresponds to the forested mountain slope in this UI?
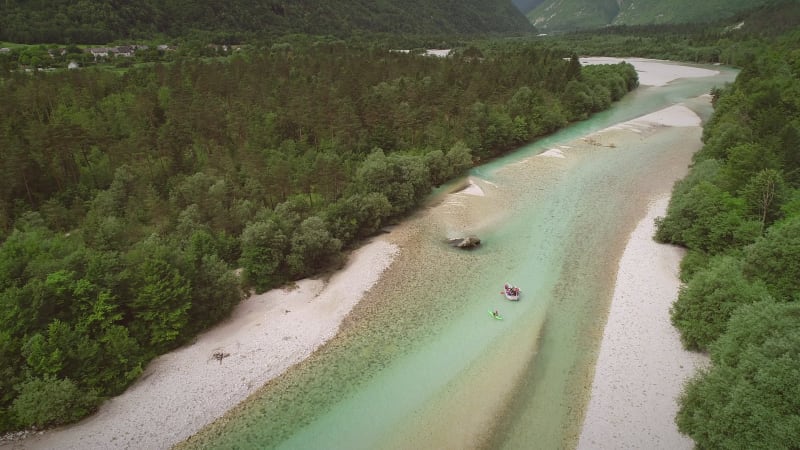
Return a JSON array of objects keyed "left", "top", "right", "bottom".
[
  {"left": 0, "top": 0, "right": 533, "bottom": 44},
  {"left": 528, "top": 0, "right": 780, "bottom": 32},
  {"left": 533, "top": 0, "right": 800, "bottom": 66},
  {"left": 530, "top": 0, "right": 621, "bottom": 31}
]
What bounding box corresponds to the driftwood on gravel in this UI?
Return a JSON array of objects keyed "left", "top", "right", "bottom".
[{"left": 211, "top": 351, "right": 230, "bottom": 364}]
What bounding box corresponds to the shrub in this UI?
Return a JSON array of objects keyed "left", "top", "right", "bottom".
[
  {"left": 12, "top": 377, "right": 98, "bottom": 428},
  {"left": 671, "top": 256, "right": 772, "bottom": 351}
]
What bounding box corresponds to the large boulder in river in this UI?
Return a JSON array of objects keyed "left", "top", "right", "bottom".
[{"left": 448, "top": 235, "right": 481, "bottom": 249}]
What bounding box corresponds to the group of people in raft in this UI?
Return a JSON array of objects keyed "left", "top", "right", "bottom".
[
  {"left": 492, "top": 284, "right": 521, "bottom": 318},
  {"left": 503, "top": 284, "right": 521, "bottom": 297}
]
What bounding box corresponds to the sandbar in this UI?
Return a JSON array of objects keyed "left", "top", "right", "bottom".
[
  {"left": 580, "top": 57, "right": 719, "bottom": 86},
  {"left": 577, "top": 197, "right": 709, "bottom": 449}
]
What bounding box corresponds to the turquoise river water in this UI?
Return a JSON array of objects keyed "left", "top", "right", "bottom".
[{"left": 182, "top": 62, "right": 737, "bottom": 450}]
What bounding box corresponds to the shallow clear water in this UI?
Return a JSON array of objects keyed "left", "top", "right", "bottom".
[{"left": 184, "top": 63, "right": 737, "bottom": 450}]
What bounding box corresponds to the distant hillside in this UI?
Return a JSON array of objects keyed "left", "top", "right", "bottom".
[
  {"left": 529, "top": 0, "right": 620, "bottom": 31},
  {"left": 511, "top": 0, "right": 546, "bottom": 15},
  {"left": 528, "top": 0, "right": 781, "bottom": 32},
  {"left": 0, "top": 0, "right": 534, "bottom": 44}
]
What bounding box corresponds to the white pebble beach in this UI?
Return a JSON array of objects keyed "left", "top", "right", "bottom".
[{"left": 577, "top": 197, "right": 708, "bottom": 449}]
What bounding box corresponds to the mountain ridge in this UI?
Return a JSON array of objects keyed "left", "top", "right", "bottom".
[{"left": 528, "top": 0, "right": 783, "bottom": 32}]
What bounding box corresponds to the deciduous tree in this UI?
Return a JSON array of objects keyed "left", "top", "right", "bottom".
[
  {"left": 677, "top": 302, "right": 800, "bottom": 449},
  {"left": 131, "top": 258, "right": 191, "bottom": 349}
]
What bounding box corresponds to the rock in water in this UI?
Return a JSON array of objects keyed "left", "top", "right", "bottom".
[{"left": 448, "top": 235, "right": 481, "bottom": 249}]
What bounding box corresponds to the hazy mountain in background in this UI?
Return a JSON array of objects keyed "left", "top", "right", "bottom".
[
  {"left": 511, "top": 0, "right": 547, "bottom": 15},
  {"left": 529, "top": 0, "right": 620, "bottom": 31},
  {"left": 528, "top": 0, "right": 783, "bottom": 32},
  {"left": 0, "top": 0, "right": 534, "bottom": 44}
]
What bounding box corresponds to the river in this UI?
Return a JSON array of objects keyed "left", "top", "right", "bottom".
[{"left": 180, "top": 59, "right": 737, "bottom": 450}]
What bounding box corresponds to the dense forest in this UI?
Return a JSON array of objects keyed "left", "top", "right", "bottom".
[
  {"left": 0, "top": 0, "right": 533, "bottom": 44},
  {"left": 653, "top": 30, "right": 800, "bottom": 448},
  {"left": 0, "top": 42, "right": 637, "bottom": 430}
]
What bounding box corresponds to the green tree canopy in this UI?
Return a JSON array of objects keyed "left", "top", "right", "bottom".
[
  {"left": 677, "top": 301, "right": 800, "bottom": 449},
  {"left": 239, "top": 218, "right": 288, "bottom": 293},
  {"left": 11, "top": 376, "right": 98, "bottom": 428},
  {"left": 286, "top": 216, "right": 343, "bottom": 278},
  {"left": 130, "top": 258, "right": 192, "bottom": 350},
  {"left": 354, "top": 150, "right": 432, "bottom": 216},
  {"left": 656, "top": 181, "right": 760, "bottom": 253},
  {"left": 670, "top": 255, "right": 772, "bottom": 351},
  {"left": 742, "top": 215, "right": 800, "bottom": 301}
]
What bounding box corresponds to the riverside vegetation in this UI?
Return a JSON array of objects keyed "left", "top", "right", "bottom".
[
  {"left": 653, "top": 30, "right": 800, "bottom": 448},
  {"left": 0, "top": 42, "right": 637, "bottom": 431},
  {"left": 568, "top": 8, "right": 800, "bottom": 444}
]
